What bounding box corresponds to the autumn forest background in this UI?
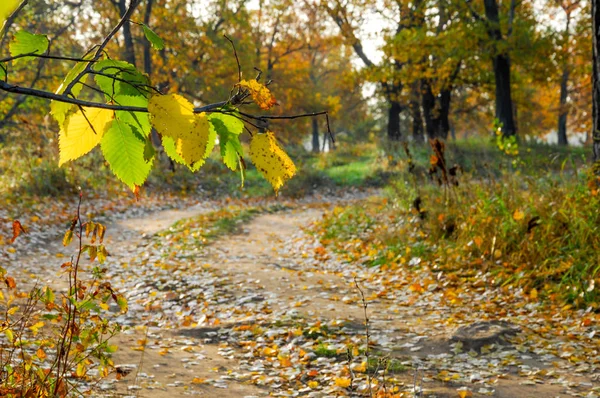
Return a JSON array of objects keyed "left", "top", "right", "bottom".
[{"left": 0, "top": 0, "right": 599, "bottom": 397}]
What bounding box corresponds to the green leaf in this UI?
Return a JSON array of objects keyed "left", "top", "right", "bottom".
[
  {"left": 208, "top": 113, "right": 244, "bottom": 135},
  {"left": 143, "top": 136, "right": 155, "bottom": 162},
  {"left": 209, "top": 114, "right": 244, "bottom": 171},
  {"left": 9, "top": 30, "right": 48, "bottom": 64},
  {"left": 51, "top": 59, "right": 89, "bottom": 128},
  {"left": 116, "top": 295, "right": 128, "bottom": 313},
  {"left": 142, "top": 24, "right": 165, "bottom": 50},
  {"left": 101, "top": 120, "right": 153, "bottom": 191},
  {"left": 44, "top": 287, "right": 55, "bottom": 305},
  {"left": 162, "top": 135, "right": 187, "bottom": 166},
  {"left": 113, "top": 94, "right": 151, "bottom": 136},
  {"left": 93, "top": 59, "right": 149, "bottom": 99},
  {"left": 0, "top": 64, "right": 6, "bottom": 80}
]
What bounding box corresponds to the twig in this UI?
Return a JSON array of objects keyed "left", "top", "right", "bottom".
[
  {"left": 354, "top": 276, "right": 372, "bottom": 397},
  {"left": 224, "top": 35, "right": 242, "bottom": 83},
  {"left": 0, "top": 52, "right": 100, "bottom": 64},
  {"left": 62, "top": 0, "right": 141, "bottom": 97}
]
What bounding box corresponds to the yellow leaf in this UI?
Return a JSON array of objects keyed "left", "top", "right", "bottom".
[
  {"left": 5, "top": 329, "right": 14, "bottom": 343},
  {"left": 353, "top": 361, "right": 367, "bottom": 373},
  {"left": 278, "top": 353, "right": 292, "bottom": 367},
  {"left": 148, "top": 93, "right": 195, "bottom": 140},
  {"left": 76, "top": 362, "right": 86, "bottom": 378},
  {"left": 530, "top": 288, "right": 538, "bottom": 300},
  {"left": 238, "top": 79, "right": 276, "bottom": 110},
  {"left": 513, "top": 209, "right": 525, "bottom": 221},
  {"left": 1, "top": 1, "right": 21, "bottom": 30},
  {"left": 250, "top": 131, "right": 296, "bottom": 194},
  {"left": 457, "top": 390, "right": 473, "bottom": 398},
  {"left": 29, "top": 321, "right": 44, "bottom": 336},
  {"left": 36, "top": 348, "right": 46, "bottom": 359},
  {"left": 59, "top": 107, "right": 114, "bottom": 166},
  {"left": 334, "top": 377, "right": 351, "bottom": 388},
  {"left": 176, "top": 113, "right": 214, "bottom": 167},
  {"left": 191, "top": 377, "right": 206, "bottom": 384},
  {"left": 148, "top": 95, "right": 215, "bottom": 168},
  {"left": 308, "top": 380, "right": 319, "bottom": 388},
  {"left": 262, "top": 346, "right": 278, "bottom": 356}
]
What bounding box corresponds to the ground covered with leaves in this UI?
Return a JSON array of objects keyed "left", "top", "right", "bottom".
[
  {"left": 2, "top": 186, "right": 599, "bottom": 397},
  {"left": 1, "top": 142, "right": 599, "bottom": 397}
]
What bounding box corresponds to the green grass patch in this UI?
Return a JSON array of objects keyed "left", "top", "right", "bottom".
[{"left": 314, "top": 139, "right": 600, "bottom": 308}]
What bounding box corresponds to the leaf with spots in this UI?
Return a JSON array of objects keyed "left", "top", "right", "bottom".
[
  {"left": 238, "top": 79, "right": 277, "bottom": 110},
  {"left": 250, "top": 131, "right": 296, "bottom": 194},
  {"left": 148, "top": 93, "right": 195, "bottom": 141}
]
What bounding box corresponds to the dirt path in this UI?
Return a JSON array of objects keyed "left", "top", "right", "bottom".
[
  {"left": 100, "top": 204, "right": 598, "bottom": 397},
  {"left": 3, "top": 196, "right": 598, "bottom": 397}
]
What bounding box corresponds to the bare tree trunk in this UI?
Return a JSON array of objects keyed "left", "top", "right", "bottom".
[
  {"left": 143, "top": 0, "right": 154, "bottom": 75},
  {"left": 484, "top": 0, "right": 517, "bottom": 137},
  {"left": 558, "top": 10, "right": 572, "bottom": 146},
  {"left": 388, "top": 100, "right": 403, "bottom": 141},
  {"left": 409, "top": 81, "right": 424, "bottom": 143},
  {"left": 421, "top": 79, "right": 439, "bottom": 139},
  {"left": 116, "top": 0, "right": 137, "bottom": 66},
  {"left": 312, "top": 118, "right": 320, "bottom": 153},
  {"left": 439, "top": 88, "right": 452, "bottom": 139},
  {"left": 593, "top": 0, "right": 600, "bottom": 166},
  {"left": 558, "top": 66, "right": 570, "bottom": 145}
]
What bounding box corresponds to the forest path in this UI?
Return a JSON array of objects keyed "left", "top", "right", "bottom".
[{"left": 99, "top": 200, "right": 597, "bottom": 398}]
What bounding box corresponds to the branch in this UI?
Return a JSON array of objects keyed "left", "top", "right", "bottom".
[
  {"left": 224, "top": 35, "right": 242, "bottom": 83},
  {"left": 62, "top": 0, "right": 141, "bottom": 97},
  {"left": 0, "top": 52, "right": 99, "bottom": 64},
  {"left": 0, "top": 80, "right": 245, "bottom": 116},
  {"left": 0, "top": 80, "right": 147, "bottom": 112}
]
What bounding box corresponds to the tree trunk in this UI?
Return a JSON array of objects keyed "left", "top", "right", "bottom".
[
  {"left": 557, "top": 11, "right": 571, "bottom": 146},
  {"left": 117, "top": 0, "right": 137, "bottom": 66},
  {"left": 593, "top": 0, "right": 600, "bottom": 165},
  {"left": 421, "top": 79, "right": 439, "bottom": 140},
  {"left": 387, "top": 100, "right": 403, "bottom": 141},
  {"left": 409, "top": 81, "right": 424, "bottom": 143},
  {"left": 439, "top": 88, "right": 452, "bottom": 139},
  {"left": 484, "top": 0, "right": 517, "bottom": 137},
  {"left": 143, "top": 0, "right": 153, "bottom": 75},
  {"left": 558, "top": 66, "right": 569, "bottom": 146},
  {"left": 312, "top": 118, "right": 320, "bottom": 153}
]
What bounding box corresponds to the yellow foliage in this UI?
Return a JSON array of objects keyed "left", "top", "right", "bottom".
[
  {"left": 250, "top": 131, "right": 296, "bottom": 194},
  {"left": 149, "top": 94, "right": 215, "bottom": 167},
  {"left": 175, "top": 113, "right": 214, "bottom": 167},
  {"left": 0, "top": 1, "right": 21, "bottom": 30},
  {"left": 238, "top": 79, "right": 277, "bottom": 110},
  {"left": 334, "top": 377, "right": 351, "bottom": 388},
  {"left": 58, "top": 107, "right": 114, "bottom": 166},
  {"left": 148, "top": 93, "right": 195, "bottom": 140}
]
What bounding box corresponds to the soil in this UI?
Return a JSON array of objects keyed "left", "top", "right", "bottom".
[{"left": 4, "top": 197, "right": 599, "bottom": 397}]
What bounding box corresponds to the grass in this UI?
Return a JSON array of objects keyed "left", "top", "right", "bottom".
[{"left": 314, "top": 138, "right": 600, "bottom": 308}]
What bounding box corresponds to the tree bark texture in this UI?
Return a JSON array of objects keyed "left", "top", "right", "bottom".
[
  {"left": 409, "top": 81, "right": 424, "bottom": 142},
  {"left": 484, "top": 0, "right": 517, "bottom": 137},
  {"left": 143, "top": 0, "right": 154, "bottom": 75},
  {"left": 312, "top": 118, "right": 320, "bottom": 153},
  {"left": 117, "top": 0, "right": 137, "bottom": 66},
  {"left": 593, "top": 0, "right": 600, "bottom": 165},
  {"left": 388, "top": 100, "right": 403, "bottom": 141}
]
